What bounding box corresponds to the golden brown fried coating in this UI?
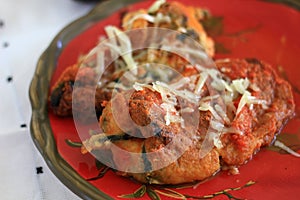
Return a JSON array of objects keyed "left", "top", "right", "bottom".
[
  {"left": 122, "top": 1, "right": 215, "bottom": 57},
  {"left": 50, "top": 65, "right": 78, "bottom": 116},
  {"left": 216, "top": 58, "right": 295, "bottom": 166},
  {"left": 98, "top": 58, "right": 295, "bottom": 184},
  {"left": 50, "top": 65, "right": 111, "bottom": 120}
]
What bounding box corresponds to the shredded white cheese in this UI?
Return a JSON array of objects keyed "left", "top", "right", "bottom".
[
  {"left": 160, "top": 103, "right": 179, "bottom": 125},
  {"left": 133, "top": 79, "right": 201, "bottom": 126},
  {"left": 104, "top": 26, "right": 137, "bottom": 71},
  {"left": 274, "top": 140, "right": 300, "bottom": 158},
  {"left": 249, "top": 83, "right": 260, "bottom": 91},
  {"left": 231, "top": 78, "right": 250, "bottom": 94},
  {"left": 123, "top": 12, "right": 171, "bottom": 29},
  {"left": 221, "top": 80, "right": 234, "bottom": 93},
  {"left": 170, "top": 77, "right": 190, "bottom": 89},
  {"left": 180, "top": 107, "right": 195, "bottom": 113},
  {"left": 210, "top": 120, "right": 224, "bottom": 131},
  {"left": 123, "top": 14, "right": 154, "bottom": 28},
  {"left": 201, "top": 94, "right": 220, "bottom": 102},
  {"left": 95, "top": 50, "right": 104, "bottom": 74},
  {"left": 210, "top": 132, "right": 223, "bottom": 149},
  {"left": 154, "top": 13, "right": 171, "bottom": 25},
  {"left": 133, "top": 82, "right": 155, "bottom": 92},
  {"left": 194, "top": 72, "right": 208, "bottom": 95},
  {"left": 195, "top": 64, "right": 232, "bottom": 92},
  {"left": 82, "top": 134, "right": 112, "bottom": 152},
  {"left": 106, "top": 82, "right": 129, "bottom": 90},
  {"left": 236, "top": 91, "right": 250, "bottom": 115},
  {"left": 154, "top": 81, "right": 200, "bottom": 104},
  {"left": 214, "top": 104, "right": 230, "bottom": 124},
  {"left": 161, "top": 45, "right": 209, "bottom": 61},
  {"left": 148, "top": 0, "right": 166, "bottom": 13},
  {"left": 236, "top": 91, "right": 267, "bottom": 115},
  {"left": 199, "top": 101, "right": 222, "bottom": 121}
]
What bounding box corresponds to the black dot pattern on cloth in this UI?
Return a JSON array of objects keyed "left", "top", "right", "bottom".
[
  {"left": 36, "top": 167, "right": 43, "bottom": 174},
  {"left": 3, "top": 41, "right": 9, "bottom": 48},
  {"left": 1, "top": 20, "right": 9, "bottom": 48},
  {"left": 20, "top": 124, "right": 27, "bottom": 128},
  {"left": 6, "top": 76, "right": 13, "bottom": 82}
]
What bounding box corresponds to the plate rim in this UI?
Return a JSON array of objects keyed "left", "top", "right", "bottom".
[
  {"left": 29, "top": 0, "right": 299, "bottom": 200},
  {"left": 29, "top": 0, "right": 141, "bottom": 199}
]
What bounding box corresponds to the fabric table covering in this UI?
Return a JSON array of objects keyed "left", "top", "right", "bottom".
[{"left": 0, "top": 0, "right": 96, "bottom": 199}]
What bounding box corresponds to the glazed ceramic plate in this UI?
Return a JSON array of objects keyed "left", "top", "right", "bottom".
[{"left": 30, "top": 0, "right": 300, "bottom": 199}]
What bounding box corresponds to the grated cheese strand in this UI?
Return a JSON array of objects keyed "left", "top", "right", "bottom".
[
  {"left": 236, "top": 91, "right": 267, "bottom": 115},
  {"left": 170, "top": 77, "right": 190, "bottom": 89},
  {"left": 214, "top": 104, "right": 230, "bottom": 124},
  {"left": 148, "top": 0, "right": 166, "bottom": 13},
  {"left": 194, "top": 72, "right": 208, "bottom": 95},
  {"left": 199, "top": 102, "right": 222, "bottom": 121},
  {"left": 210, "top": 120, "right": 224, "bottom": 131},
  {"left": 123, "top": 13, "right": 171, "bottom": 29},
  {"left": 231, "top": 78, "right": 250, "bottom": 94},
  {"left": 104, "top": 26, "right": 137, "bottom": 71},
  {"left": 274, "top": 140, "right": 300, "bottom": 158},
  {"left": 236, "top": 91, "right": 250, "bottom": 115}
]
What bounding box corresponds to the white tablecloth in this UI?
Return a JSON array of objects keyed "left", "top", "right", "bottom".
[{"left": 0, "top": 0, "right": 96, "bottom": 199}]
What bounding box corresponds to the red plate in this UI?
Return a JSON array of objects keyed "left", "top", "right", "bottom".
[{"left": 36, "top": 0, "right": 300, "bottom": 199}]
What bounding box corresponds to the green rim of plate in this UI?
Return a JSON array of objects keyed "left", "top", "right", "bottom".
[
  {"left": 29, "top": 0, "right": 298, "bottom": 199},
  {"left": 29, "top": 0, "right": 141, "bottom": 199}
]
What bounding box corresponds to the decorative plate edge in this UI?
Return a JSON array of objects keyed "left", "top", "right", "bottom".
[{"left": 29, "top": 0, "right": 142, "bottom": 199}]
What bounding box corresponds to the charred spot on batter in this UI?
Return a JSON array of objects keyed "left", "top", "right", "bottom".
[
  {"left": 142, "top": 144, "right": 152, "bottom": 172},
  {"left": 50, "top": 81, "right": 74, "bottom": 107},
  {"left": 245, "top": 58, "right": 261, "bottom": 65}
]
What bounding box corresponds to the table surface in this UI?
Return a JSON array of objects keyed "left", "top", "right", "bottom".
[{"left": 0, "top": 0, "right": 96, "bottom": 199}]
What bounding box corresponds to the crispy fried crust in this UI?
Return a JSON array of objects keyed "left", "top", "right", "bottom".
[
  {"left": 51, "top": 57, "right": 294, "bottom": 184},
  {"left": 216, "top": 58, "right": 295, "bottom": 166},
  {"left": 122, "top": 1, "right": 215, "bottom": 57},
  {"left": 49, "top": 66, "right": 111, "bottom": 120},
  {"left": 100, "top": 58, "right": 294, "bottom": 184}
]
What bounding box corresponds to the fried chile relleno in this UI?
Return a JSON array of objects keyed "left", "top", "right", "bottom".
[
  {"left": 49, "top": 54, "right": 295, "bottom": 184},
  {"left": 49, "top": 0, "right": 215, "bottom": 119},
  {"left": 216, "top": 58, "right": 295, "bottom": 166},
  {"left": 48, "top": 0, "right": 295, "bottom": 185},
  {"left": 122, "top": 1, "right": 215, "bottom": 57},
  {"left": 49, "top": 65, "right": 112, "bottom": 119},
  {"left": 78, "top": 58, "right": 294, "bottom": 184}
]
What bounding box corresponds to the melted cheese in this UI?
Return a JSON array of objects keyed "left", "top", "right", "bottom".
[
  {"left": 148, "top": 0, "right": 166, "bottom": 13},
  {"left": 123, "top": 13, "right": 171, "bottom": 29},
  {"left": 104, "top": 26, "right": 137, "bottom": 71},
  {"left": 100, "top": 23, "right": 267, "bottom": 150},
  {"left": 274, "top": 140, "right": 300, "bottom": 158}
]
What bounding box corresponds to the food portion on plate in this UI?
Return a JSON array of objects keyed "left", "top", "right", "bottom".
[
  {"left": 122, "top": 0, "right": 215, "bottom": 57},
  {"left": 49, "top": 0, "right": 295, "bottom": 185},
  {"left": 50, "top": 0, "right": 215, "bottom": 119}
]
